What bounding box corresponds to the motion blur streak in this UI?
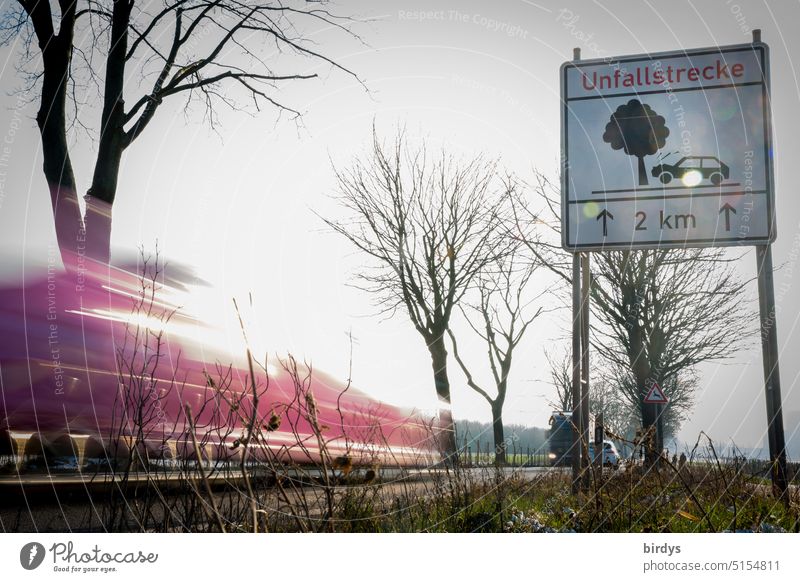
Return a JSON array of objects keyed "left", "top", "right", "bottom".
[{"left": 0, "top": 254, "right": 438, "bottom": 470}]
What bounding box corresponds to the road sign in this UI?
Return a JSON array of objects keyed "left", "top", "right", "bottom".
[
  {"left": 643, "top": 382, "right": 669, "bottom": 405},
  {"left": 561, "top": 42, "right": 774, "bottom": 251}
]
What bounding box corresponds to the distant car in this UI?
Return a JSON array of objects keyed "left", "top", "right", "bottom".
[
  {"left": 651, "top": 156, "right": 729, "bottom": 185},
  {"left": 588, "top": 440, "right": 621, "bottom": 468},
  {"left": 547, "top": 411, "right": 596, "bottom": 466}
]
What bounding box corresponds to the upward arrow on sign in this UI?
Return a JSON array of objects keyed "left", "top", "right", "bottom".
[
  {"left": 644, "top": 382, "right": 669, "bottom": 404},
  {"left": 719, "top": 203, "right": 737, "bottom": 232},
  {"left": 596, "top": 208, "right": 614, "bottom": 236}
]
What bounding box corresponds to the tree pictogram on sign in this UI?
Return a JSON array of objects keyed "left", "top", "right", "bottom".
[
  {"left": 602, "top": 99, "right": 670, "bottom": 186},
  {"left": 643, "top": 381, "right": 669, "bottom": 404}
]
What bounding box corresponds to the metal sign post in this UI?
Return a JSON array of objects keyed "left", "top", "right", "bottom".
[
  {"left": 750, "top": 29, "right": 788, "bottom": 502},
  {"left": 570, "top": 47, "right": 587, "bottom": 495},
  {"left": 756, "top": 243, "right": 788, "bottom": 499},
  {"left": 571, "top": 251, "right": 582, "bottom": 494},
  {"left": 580, "top": 252, "right": 591, "bottom": 488}
]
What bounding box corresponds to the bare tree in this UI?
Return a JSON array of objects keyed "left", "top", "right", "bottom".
[
  {"left": 588, "top": 374, "right": 638, "bottom": 441},
  {"left": 545, "top": 347, "right": 573, "bottom": 412},
  {"left": 3, "top": 1, "right": 360, "bottom": 265},
  {"left": 324, "top": 129, "right": 509, "bottom": 459},
  {"left": 510, "top": 173, "right": 752, "bottom": 459},
  {"left": 448, "top": 249, "right": 546, "bottom": 464},
  {"left": 590, "top": 249, "right": 751, "bottom": 457},
  {"left": 546, "top": 346, "right": 637, "bottom": 444},
  {"left": 601, "top": 362, "right": 697, "bottom": 441}
]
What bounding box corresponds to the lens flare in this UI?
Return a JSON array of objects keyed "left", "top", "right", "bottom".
[
  {"left": 681, "top": 170, "right": 703, "bottom": 187},
  {"left": 583, "top": 201, "right": 599, "bottom": 218}
]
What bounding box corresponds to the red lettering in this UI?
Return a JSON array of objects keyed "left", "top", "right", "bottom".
[{"left": 578, "top": 58, "right": 746, "bottom": 94}]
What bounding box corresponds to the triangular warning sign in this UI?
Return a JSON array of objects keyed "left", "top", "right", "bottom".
[{"left": 644, "top": 382, "right": 669, "bottom": 404}]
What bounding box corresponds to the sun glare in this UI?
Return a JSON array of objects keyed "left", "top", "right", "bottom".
[{"left": 681, "top": 170, "right": 703, "bottom": 187}]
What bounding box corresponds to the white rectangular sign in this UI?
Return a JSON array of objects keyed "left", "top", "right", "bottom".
[{"left": 561, "top": 42, "right": 775, "bottom": 251}]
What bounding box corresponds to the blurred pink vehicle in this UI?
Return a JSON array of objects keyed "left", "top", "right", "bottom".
[{"left": 0, "top": 253, "right": 438, "bottom": 471}]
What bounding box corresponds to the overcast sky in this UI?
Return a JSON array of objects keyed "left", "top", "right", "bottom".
[{"left": 1, "top": 0, "right": 799, "bottom": 456}]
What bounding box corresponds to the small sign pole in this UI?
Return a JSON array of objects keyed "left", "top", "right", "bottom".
[
  {"left": 643, "top": 382, "right": 669, "bottom": 460},
  {"left": 656, "top": 403, "right": 664, "bottom": 459},
  {"left": 595, "top": 412, "right": 604, "bottom": 473}
]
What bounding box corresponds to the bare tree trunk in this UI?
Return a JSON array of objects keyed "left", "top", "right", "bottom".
[
  {"left": 18, "top": 1, "right": 357, "bottom": 269},
  {"left": 30, "top": 1, "right": 84, "bottom": 267},
  {"left": 83, "top": 196, "right": 113, "bottom": 266},
  {"left": 631, "top": 325, "right": 657, "bottom": 464},
  {"left": 85, "top": 0, "right": 133, "bottom": 265},
  {"left": 491, "top": 400, "right": 506, "bottom": 465},
  {"left": 429, "top": 333, "right": 457, "bottom": 462},
  {"left": 26, "top": 0, "right": 118, "bottom": 266}
]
